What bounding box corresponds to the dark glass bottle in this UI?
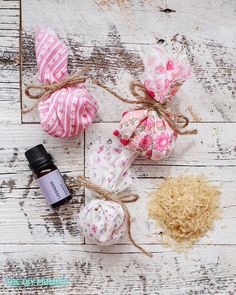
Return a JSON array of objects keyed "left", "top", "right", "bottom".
[{"left": 25, "top": 144, "right": 72, "bottom": 208}]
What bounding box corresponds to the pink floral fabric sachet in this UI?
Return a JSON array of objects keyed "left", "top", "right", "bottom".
[
  {"left": 113, "top": 47, "right": 191, "bottom": 161},
  {"left": 35, "top": 27, "right": 98, "bottom": 138},
  {"left": 78, "top": 140, "right": 136, "bottom": 245},
  {"left": 113, "top": 110, "right": 177, "bottom": 161},
  {"left": 144, "top": 47, "right": 191, "bottom": 103}
]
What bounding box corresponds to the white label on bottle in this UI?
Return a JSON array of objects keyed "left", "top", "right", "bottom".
[{"left": 37, "top": 169, "right": 70, "bottom": 205}]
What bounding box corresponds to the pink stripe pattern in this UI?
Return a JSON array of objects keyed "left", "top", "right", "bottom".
[{"left": 35, "top": 26, "right": 98, "bottom": 138}]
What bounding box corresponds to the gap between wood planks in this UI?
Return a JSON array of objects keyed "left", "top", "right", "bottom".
[
  {"left": 19, "top": 0, "right": 23, "bottom": 123},
  {"left": 3, "top": 0, "right": 236, "bottom": 245},
  {"left": 0, "top": 242, "right": 235, "bottom": 247},
  {"left": 18, "top": 0, "right": 235, "bottom": 124}
]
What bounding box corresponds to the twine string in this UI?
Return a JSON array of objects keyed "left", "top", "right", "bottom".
[
  {"left": 23, "top": 70, "right": 197, "bottom": 135},
  {"left": 22, "top": 67, "right": 89, "bottom": 114},
  {"left": 69, "top": 176, "right": 152, "bottom": 258},
  {"left": 93, "top": 79, "right": 197, "bottom": 135}
]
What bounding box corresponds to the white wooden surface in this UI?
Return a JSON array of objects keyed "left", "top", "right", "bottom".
[{"left": 0, "top": 0, "right": 236, "bottom": 294}]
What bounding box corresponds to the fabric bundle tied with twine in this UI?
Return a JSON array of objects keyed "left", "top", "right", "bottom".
[
  {"left": 70, "top": 175, "right": 152, "bottom": 258},
  {"left": 23, "top": 26, "right": 98, "bottom": 138},
  {"left": 94, "top": 46, "right": 197, "bottom": 161},
  {"left": 68, "top": 140, "right": 152, "bottom": 257}
]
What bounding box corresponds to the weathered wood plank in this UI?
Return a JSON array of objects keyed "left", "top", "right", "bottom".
[
  {"left": 85, "top": 123, "right": 236, "bottom": 167},
  {"left": 0, "top": 1, "right": 235, "bottom": 294},
  {"left": 0, "top": 244, "right": 235, "bottom": 294},
  {"left": 0, "top": 124, "right": 85, "bottom": 243},
  {"left": 1, "top": 169, "right": 235, "bottom": 245},
  {"left": 82, "top": 173, "right": 236, "bottom": 245},
  {"left": 86, "top": 123, "right": 236, "bottom": 244},
  {"left": 0, "top": 101, "right": 20, "bottom": 123},
  {"left": 0, "top": 124, "right": 84, "bottom": 173},
  {"left": 0, "top": 123, "right": 235, "bottom": 244},
  {"left": 0, "top": 0, "right": 20, "bottom": 123},
  {"left": 0, "top": 188, "right": 84, "bottom": 244},
  {"left": 84, "top": 123, "right": 236, "bottom": 244},
  {"left": 22, "top": 0, "right": 236, "bottom": 123}
]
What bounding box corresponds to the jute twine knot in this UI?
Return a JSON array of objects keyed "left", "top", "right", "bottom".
[
  {"left": 93, "top": 79, "right": 197, "bottom": 135},
  {"left": 69, "top": 176, "right": 153, "bottom": 258},
  {"left": 22, "top": 68, "right": 89, "bottom": 114}
]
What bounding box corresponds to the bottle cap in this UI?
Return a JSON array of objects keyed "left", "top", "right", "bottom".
[{"left": 25, "top": 144, "right": 53, "bottom": 172}]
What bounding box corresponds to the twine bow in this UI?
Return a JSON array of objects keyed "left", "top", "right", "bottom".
[
  {"left": 93, "top": 80, "right": 197, "bottom": 135},
  {"left": 22, "top": 68, "right": 89, "bottom": 114},
  {"left": 69, "top": 176, "right": 153, "bottom": 258}
]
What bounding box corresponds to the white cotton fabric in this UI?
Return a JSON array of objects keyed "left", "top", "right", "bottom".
[
  {"left": 88, "top": 140, "right": 137, "bottom": 193},
  {"left": 78, "top": 140, "right": 136, "bottom": 245},
  {"left": 78, "top": 199, "right": 127, "bottom": 245}
]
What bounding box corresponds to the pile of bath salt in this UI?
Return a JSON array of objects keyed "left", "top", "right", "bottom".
[{"left": 148, "top": 175, "right": 221, "bottom": 250}]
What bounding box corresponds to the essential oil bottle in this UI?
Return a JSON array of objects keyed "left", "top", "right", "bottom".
[{"left": 25, "top": 144, "right": 72, "bottom": 208}]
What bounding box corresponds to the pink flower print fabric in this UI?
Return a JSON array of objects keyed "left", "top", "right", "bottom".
[
  {"left": 78, "top": 140, "right": 136, "bottom": 245},
  {"left": 78, "top": 199, "right": 127, "bottom": 245},
  {"left": 35, "top": 26, "right": 98, "bottom": 138},
  {"left": 88, "top": 140, "right": 137, "bottom": 193},
  {"left": 113, "top": 47, "right": 191, "bottom": 161},
  {"left": 113, "top": 110, "right": 177, "bottom": 161},
  {"left": 144, "top": 47, "right": 191, "bottom": 103}
]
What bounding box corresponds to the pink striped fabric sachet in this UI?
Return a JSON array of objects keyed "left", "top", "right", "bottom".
[{"left": 34, "top": 26, "right": 98, "bottom": 138}]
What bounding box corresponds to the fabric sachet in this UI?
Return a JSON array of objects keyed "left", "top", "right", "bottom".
[
  {"left": 78, "top": 140, "right": 136, "bottom": 245},
  {"left": 29, "top": 26, "right": 98, "bottom": 138},
  {"left": 113, "top": 47, "right": 192, "bottom": 161}
]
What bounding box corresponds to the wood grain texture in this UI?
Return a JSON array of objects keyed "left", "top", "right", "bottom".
[
  {"left": 85, "top": 123, "right": 236, "bottom": 167},
  {"left": 0, "top": 244, "right": 235, "bottom": 295},
  {"left": 0, "top": 124, "right": 85, "bottom": 244},
  {"left": 0, "top": 0, "right": 235, "bottom": 294},
  {"left": 0, "top": 0, "right": 20, "bottom": 123},
  {"left": 21, "top": 0, "right": 236, "bottom": 123},
  {"left": 85, "top": 123, "right": 236, "bottom": 245},
  {"left": 0, "top": 123, "right": 235, "bottom": 245}
]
